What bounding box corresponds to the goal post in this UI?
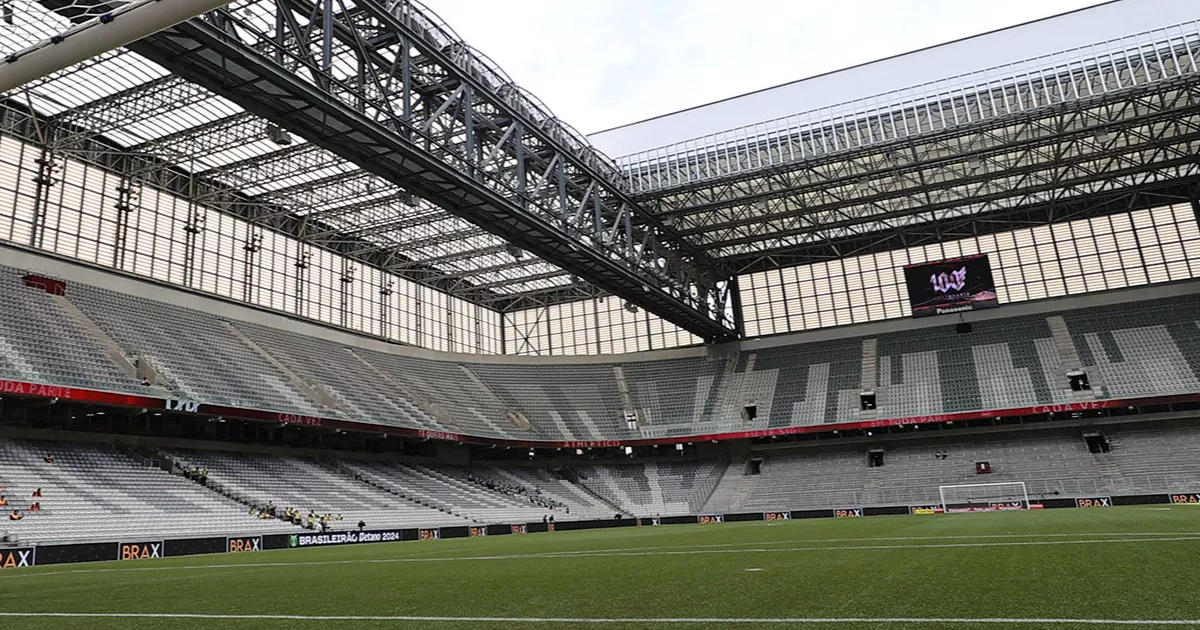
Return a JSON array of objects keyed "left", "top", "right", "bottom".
[{"left": 939, "top": 482, "right": 1030, "bottom": 513}]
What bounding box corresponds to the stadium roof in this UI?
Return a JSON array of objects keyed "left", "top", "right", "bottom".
[
  {"left": 2, "top": 0, "right": 1199, "bottom": 317},
  {"left": 587, "top": 0, "right": 1195, "bottom": 156},
  {"left": 2, "top": 0, "right": 583, "bottom": 307}
]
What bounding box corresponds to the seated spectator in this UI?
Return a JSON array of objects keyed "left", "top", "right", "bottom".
[
  {"left": 43, "top": 454, "right": 53, "bottom": 464},
  {"left": 8, "top": 510, "right": 20, "bottom": 521},
  {"left": 29, "top": 502, "right": 40, "bottom": 512},
  {"left": 140, "top": 377, "right": 151, "bottom": 386},
  {"left": 31, "top": 488, "right": 41, "bottom": 498},
  {"left": 0, "top": 495, "right": 7, "bottom": 506}
]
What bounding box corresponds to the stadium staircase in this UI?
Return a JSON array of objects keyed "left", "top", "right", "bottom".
[
  {"left": 113, "top": 439, "right": 155, "bottom": 468},
  {"left": 570, "top": 462, "right": 725, "bottom": 517},
  {"left": 683, "top": 461, "right": 726, "bottom": 513},
  {"left": 458, "top": 365, "right": 530, "bottom": 432},
  {"left": 344, "top": 348, "right": 457, "bottom": 429},
  {"left": 1048, "top": 315, "right": 1109, "bottom": 398},
  {"left": 1093, "top": 453, "right": 1135, "bottom": 494},
  {"left": 144, "top": 443, "right": 269, "bottom": 510},
  {"left": 862, "top": 467, "right": 885, "bottom": 505},
  {"left": 337, "top": 461, "right": 473, "bottom": 522},
  {"left": 547, "top": 467, "right": 630, "bottom": 517},
  {"left": 702, "top": 356, "right": 738, "bottom": 424},
  {"left": 415, "top": 465, "right": 575, "bottom": 523},
  {"left": 50, "top": 294, "right": 141, "bottom": 383},
  {"left": 701, "top": 464, "right": 756, "bottom": 514},
  {"left": 222, "top": 322, "right": 338, "bottom": 411},
  {"left": 859, "top": 340, "right": 878, "bottom": 421}
]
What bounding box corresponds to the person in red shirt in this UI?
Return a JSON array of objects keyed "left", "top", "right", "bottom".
[{"left": 31, "top": 488, "right": 41, "bottom": 498}]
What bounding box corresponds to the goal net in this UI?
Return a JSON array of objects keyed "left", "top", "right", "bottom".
[{"left": 939, "top": 482, "right": 1029, "bottom": 513}]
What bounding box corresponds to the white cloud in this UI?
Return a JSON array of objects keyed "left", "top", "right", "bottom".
[{"left": 424, "top": 0, "right": 1109, "bottom": 134}]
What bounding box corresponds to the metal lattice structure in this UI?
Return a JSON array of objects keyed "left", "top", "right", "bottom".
[
  {"left": 3, "top": 2, "right": 1200, "bottom": 353},
  {"left": 618, "top": 21, "right": 1200, "bottom": 276},
  {"left": 4, "top": 0, "right": 738, "bottom": 342}
]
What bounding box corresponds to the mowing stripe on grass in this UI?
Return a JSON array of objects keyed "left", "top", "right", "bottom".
[
  {"left": 1, "top": 613, "right": 1199, "bottom": 625},
  {"left": 531, "top": 532, "right": 1200, "bottom": 556},
  {"left": 1, "top": 535, "right": 1197, "bottom": 581},
  {"left": 546, "top": 535, "right": 1200, "bottom": 559}
]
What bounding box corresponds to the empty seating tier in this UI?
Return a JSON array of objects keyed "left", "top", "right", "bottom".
[
  {"left": 0, "top": 439, "right": 297, "bottom": 544},
  {"left": 0, "top": 265, "right": 1198, "bottom": 441},
  {"left": 703, "top": 424, "right": 1200, "bottom": 513}
]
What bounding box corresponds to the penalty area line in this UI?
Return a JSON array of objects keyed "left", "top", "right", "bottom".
[{"left": 0, "top": 613, "right": 1199, "bottom": 625}]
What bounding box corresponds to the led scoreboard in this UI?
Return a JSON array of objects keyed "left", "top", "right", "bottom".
[{"left": 904, "top": 254, "right": 999, "bottom": 318}]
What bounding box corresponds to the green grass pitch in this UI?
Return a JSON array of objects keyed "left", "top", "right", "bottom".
[{"left": 1, "top": 506, "right": 1199, "bottom": 629}]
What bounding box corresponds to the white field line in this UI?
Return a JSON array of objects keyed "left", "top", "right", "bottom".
[
  {"left": 368, "top": 531, "right": 1200, "bottom": 561},
  {"left": 526, "top": 532, "right": 1200, "bottom": 557},
  {"left": 1, "top": 534, "right": 1197, "bottom": 580},
  {"left": 1, "top": 612, "right": 1199, "bottom": 625}
]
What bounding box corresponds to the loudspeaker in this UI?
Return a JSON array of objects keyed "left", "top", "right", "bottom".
[{"left": 955, "top": 322, "right": 973, "bottom": 334}]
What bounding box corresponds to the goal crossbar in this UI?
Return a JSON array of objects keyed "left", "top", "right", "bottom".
[{"left": 939, "top": 482, "right": 1029, "bottom": 513}]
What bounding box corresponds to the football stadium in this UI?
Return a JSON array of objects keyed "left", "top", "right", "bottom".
[{"left": 1, "top": 0, "right": 1200, "bottom": 627}]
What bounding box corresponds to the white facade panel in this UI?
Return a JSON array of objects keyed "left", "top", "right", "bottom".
[{"left": 589, "top": 0, "right": 1199, "bottom": 157}]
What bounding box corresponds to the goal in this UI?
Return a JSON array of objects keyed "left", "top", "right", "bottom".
[{"left": 939, "top": 482, "right": 1029, "bottom": 513}]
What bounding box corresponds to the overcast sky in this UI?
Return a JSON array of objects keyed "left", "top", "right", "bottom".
[{"left": 424, "top": 0, "right": 1110, "bottom": 135}]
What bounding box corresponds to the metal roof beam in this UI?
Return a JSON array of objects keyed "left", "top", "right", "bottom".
[{"left": 58, "top": 0, "right": 736, "bottom": 340}]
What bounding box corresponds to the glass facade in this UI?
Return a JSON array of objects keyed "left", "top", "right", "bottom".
[
  {"left": 3, "top": 129, "right": 1199, "bottom": 355},
  {"left": 0, "top": 134, "right": 503, "bottom": 354},
  {"left": 738, "top": 204, "right": 1200, "bottom": 337}
]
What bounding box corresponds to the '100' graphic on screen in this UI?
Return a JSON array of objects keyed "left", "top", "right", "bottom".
[
  {"left": 930, "top": 267, "right": 967, "bottom": 294},
  {"left": 904, "top": 254, "right": 1000, "bottom": 318}
]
